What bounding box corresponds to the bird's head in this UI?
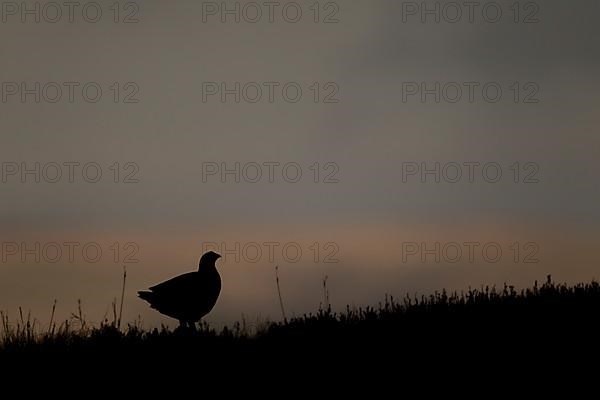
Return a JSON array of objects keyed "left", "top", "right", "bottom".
[{"left": 199, "top": 251, "right": 222, "bottom": 269}]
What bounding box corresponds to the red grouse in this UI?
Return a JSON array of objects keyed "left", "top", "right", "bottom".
[{"left": 138, "top": 251, "right": 222, "bottom": 327}]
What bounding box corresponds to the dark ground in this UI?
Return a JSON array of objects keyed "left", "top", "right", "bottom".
[{"left": 1, "top": 276, "right": 598, "bottom": 385}]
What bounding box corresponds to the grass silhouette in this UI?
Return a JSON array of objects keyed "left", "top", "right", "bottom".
[{"left": 2, "top": 275, "right": 600, "bottom": 363}]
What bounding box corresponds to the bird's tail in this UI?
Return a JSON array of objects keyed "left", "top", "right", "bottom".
[{"left": 137, "top": 291, "right": 154, "bottom": 303}]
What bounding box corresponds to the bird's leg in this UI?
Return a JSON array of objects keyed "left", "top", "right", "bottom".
[{"left": 179, "top": 321, "right": 196, "bottom": 331}]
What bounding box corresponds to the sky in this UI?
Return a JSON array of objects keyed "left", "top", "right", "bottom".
[{"left": 0, "top": 0, "right": 599, "bottom": 329}]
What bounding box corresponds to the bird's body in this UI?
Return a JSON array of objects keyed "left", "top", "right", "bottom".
[{"left": 138, "top": 251, "right": 222, "bottom": 327}]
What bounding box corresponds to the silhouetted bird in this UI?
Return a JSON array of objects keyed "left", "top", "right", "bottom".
[{"left": 138, "top": 251, "right": 222, "bottom": 328}]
